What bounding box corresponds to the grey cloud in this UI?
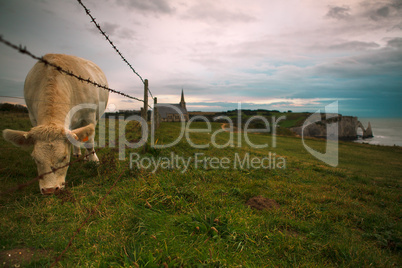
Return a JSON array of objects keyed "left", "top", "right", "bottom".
[
  {"left": 269, "top": 101, "right": 294, "bottom": 106},
  {"left": 369, "top": 5, "right": 391, "bottom": 21},
  {"left": 116, "top": 0, "right": 174, "bottom": 14},
  {"left": 87, "top": 21, "right": 119, "bottom": 36},
  {"left": 387, "top": 37, "right": 402, "bottom": 48},
  {"left": 311, "top": 40, "right": 402, "bottom": 79},
  {"left": 101, "top": 22, "right": 120, "bottom": 35},
  {"left": 376, "top": 6, "right": 390, "bottom": 18},
  {"left": 326, "top": 5, "right": 351, "bottom": 20},
  {"left": 391, "top": 22, "right": 402, "bottom": 30},
  {"left": 0, "top": 78, "right": 24, "bottom": 103},
  {"left": 121, "top": 99, "right": 134, "bottom": 103},
  {"left": 329, "top": 41, "right": 380, "bottom": 51},
  {"left": 116, "top": 27, "right": 137, "bottom": 40},
  {"left": 182, "top": 2, "right": 256, "bottom": 24},
  {"left": 88, "top": 22, "right": 136, "bottom": 40},
  {"left": 188, "top": 35, "right": 291, "bottom": 69},
  {"left": 361, "top": 0, "right": 402, "bottom": 21},
  {"left": 325, "top": 1, "right": 402, "bottom": 32}
]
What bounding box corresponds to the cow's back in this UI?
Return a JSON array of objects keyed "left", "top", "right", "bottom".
[{"left": 24, "top": 54, "right": 109, "bottom": 127}]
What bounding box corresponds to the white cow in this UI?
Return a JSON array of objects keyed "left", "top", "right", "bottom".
[{"left": 3, "top": 54, "right": 109, "bottom": 194}]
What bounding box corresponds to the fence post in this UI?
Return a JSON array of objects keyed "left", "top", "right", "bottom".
[
  {"left": 142, "top": 79, "right": 149, "bottom": 121},
  {"left": 153, "top": 97, "right": 159, "bottom": 130}
]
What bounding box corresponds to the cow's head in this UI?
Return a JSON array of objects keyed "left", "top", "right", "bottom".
[{"left": 2, "top": 124, "right": 94, "bottom": 195}]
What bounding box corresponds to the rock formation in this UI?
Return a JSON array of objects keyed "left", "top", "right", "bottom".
[{"left": 290, "top": 115, "right": 373, "bottom": 141}]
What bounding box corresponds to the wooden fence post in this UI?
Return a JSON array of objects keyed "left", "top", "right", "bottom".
[
  {"left": 140, "top": 79, "right": 149, "bottom": 153},
  {"left": 142, "top": 79, "right": 148, "bottom": 121},
  {"left": 153, "top": 97, "right": 159, "bottom": 130}
]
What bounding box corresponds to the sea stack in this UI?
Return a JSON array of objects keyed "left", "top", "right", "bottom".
[{"left": 363, "top": 122, "right": 373, "bottom": 138}]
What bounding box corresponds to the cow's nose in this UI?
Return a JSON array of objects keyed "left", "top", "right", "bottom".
[{"left": 41, "top": 186, "right": 61, "bottom": 195}]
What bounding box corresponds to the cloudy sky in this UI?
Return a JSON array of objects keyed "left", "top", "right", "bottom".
[{"left": 0, "top": 0, "right": 401, "bottom": 117}]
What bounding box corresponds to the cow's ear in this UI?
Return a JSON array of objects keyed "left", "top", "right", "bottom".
[
  {"left": 71, "top": 124, "right": 95, "bottom": 142},
  {"left": 3, "top": 129, "right": 35, "bottom": 148}
]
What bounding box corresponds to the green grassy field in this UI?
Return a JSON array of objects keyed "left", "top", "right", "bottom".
[{"left": 0, "top": 111, "right": 401, "bottom": 267}]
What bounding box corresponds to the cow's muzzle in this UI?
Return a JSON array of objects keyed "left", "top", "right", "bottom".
[{"left": 41, "top": 186, "right": 63, "bottom": 195}]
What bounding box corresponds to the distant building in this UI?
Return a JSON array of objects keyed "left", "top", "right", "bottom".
[{"left": 157, "top": 90, "right": 189, "bottom": 122}]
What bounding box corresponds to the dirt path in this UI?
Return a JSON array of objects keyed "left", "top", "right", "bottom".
[{"left": 221, "top": 123, "right": 239, "bottom": 133}]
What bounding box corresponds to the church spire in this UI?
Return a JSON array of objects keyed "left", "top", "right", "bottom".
[{"left": 180, "top": 88, "right": 186, "bottom": 110}]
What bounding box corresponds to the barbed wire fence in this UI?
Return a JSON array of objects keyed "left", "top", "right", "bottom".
[
  {"left": 76, "top": 0, "right": 153, "bottom": 98},
  {"left": 76, "top": 0, "right": 158, "bottom": 125},
  {"left": 0, "top": 150, "right": 98, "bottom": 195},
  {"left": 0, "top": 36, "right": 150, "bottom": 106},
  {"left": 0, "top": 36, "right": 153, "bottom": 265},
  {"left": 0, "top": 1, "right": 164, "bottom": 265}
]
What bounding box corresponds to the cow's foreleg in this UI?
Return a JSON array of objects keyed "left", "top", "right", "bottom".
[{"left": 73, "top": 145, "right": 81, "bottom": 157}]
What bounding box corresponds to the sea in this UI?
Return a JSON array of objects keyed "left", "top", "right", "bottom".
[{"left": 354, "top": 118, "right": 402, "bottom": 147}]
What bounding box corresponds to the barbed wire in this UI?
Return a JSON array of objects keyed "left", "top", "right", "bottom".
[
  {"left": 0, "top": 150, "right": 97, "bottom": 196},
  {"left": 0, "top": 35, "right": 152, "bottom": 108},
  {"left": 76, "top": 0, "right": 154, "bottom": 100},
  {"left": 1, "top": 2, "right": 157, "bottom": 262}
]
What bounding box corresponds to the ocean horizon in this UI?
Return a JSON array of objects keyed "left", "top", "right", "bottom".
[{"left": 354, "top": 118, "right": 402, "bottom": 147}]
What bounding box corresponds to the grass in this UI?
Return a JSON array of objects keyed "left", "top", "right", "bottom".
[{"left": 0, "top": 111, "right": 401, "bottom": 267}]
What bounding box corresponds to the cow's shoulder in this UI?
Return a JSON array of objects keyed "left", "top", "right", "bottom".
[
  {"left": 42, "top": 54, "right": 82, "bottom": 68},
  {"left": 42, "top": 54, "right": 101, "bottom": 75}
]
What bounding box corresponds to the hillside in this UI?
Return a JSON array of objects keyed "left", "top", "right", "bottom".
[
  {"left": 0, "top": 112, "right": 401, "bottom": 267},
  {"left": 190, "top": 109, "right": 310, "bottom": 129}
]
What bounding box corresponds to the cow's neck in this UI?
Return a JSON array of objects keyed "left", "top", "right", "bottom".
[{"left": 36, "top": 81, "right": 72, "bottom": 126}]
